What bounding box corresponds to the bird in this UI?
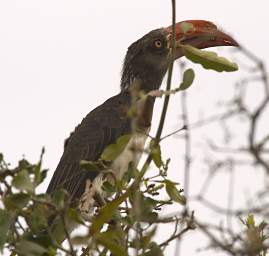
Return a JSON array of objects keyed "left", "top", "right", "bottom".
[{"left": 46, "top": 20, "right": 238, "bottom": 231}]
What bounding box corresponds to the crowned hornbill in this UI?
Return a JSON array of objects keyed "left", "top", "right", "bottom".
[{"left": 47, "top": 20, "right": 238, "bottom": 224}]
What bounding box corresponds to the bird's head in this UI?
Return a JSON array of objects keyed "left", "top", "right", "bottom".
[{"left": 121, "top": 20, "right": 238, "bottom": 92}]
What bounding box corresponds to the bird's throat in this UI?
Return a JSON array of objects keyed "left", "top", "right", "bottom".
[{"left": 120, "top": 63, "right": 166, "bottom": 93}]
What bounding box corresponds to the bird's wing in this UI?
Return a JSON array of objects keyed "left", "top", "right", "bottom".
[{"left": 46, "top": 92, "right": 132, "bottom": 202}]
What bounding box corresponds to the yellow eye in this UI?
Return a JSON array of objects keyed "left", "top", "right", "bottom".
[{"left": 154, "top": 40, "right": 162, "bottom": 48}]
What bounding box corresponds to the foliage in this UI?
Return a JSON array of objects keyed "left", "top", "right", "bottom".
[
  {"left": 181, "top": 44, "right": 239, "bottom": 72},
  {"left": 2, "top": 37, "right": 268, "bottom": 256},
  {"left": 2, "top": 8, "right": 269, "bottom": 256},
  {"left": 240, "top": 215, "right": 268, "bottom": 256},
  {"left": 0, "top": 144, "right": 188, "bottom": 256},
  {"left": 0, "top": 56, "right": 199, "bottom": 255}
]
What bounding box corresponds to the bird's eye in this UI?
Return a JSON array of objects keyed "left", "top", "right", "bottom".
[{"left": 154, "top": 40, "right": 163, "bottom": 48}]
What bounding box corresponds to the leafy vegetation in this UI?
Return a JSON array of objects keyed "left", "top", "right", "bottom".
[{"left": 1, "top": 6, "right": 269, "bottom": 256}]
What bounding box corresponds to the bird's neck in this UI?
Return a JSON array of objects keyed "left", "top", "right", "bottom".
[
  {"left": 119, "top": 80, "right": 157, "bottom": 131},
  {"left": 120, "top": 65, "right": 166, "bottom": 93}
]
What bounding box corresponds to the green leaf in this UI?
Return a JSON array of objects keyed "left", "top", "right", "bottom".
[
  {"left": 51, "top": 189, "right": 67, "bottom": 209},
  {"left": 102, "top": 181, "right": 116, "bottom": 193},
  {"left": 181, "top": 44, "right": 238, "bottom": 72},
  {"left": 80, "top": 159, "right": 108, "bottom": 179},
  {"left": 101, "top": 134, "right": 131, "bottom": 161},
  {"left": 4, "top": 193, "right": 30, "bottom": 210},
  {"left": 12, "top": 169, "right": 33, "bottom": 192},
  {"left": 80, "top": 160, "right": 102, "bottom": 172},
  {"left": 124, "top": 164, "right": 139, "bottom": 183},
  {"left": 33, "top": 149, "right": 44, "bottom": 186},
  {"left": 144, "top": 242, "right": 164, "bottom": 256},
  {"left": 246, "top": 214, "right": 255, "bottom": 228},
  {"left": 121, "top": 215, "right": 134, "bottom": 226},
  {"left": 150, "top": 144, "right": 162, "bottom": 168},
  {"left": 16, "top": 240, "right": 47, "bottom": 256},
  {"left": 129, "top": 192, "right": 159, "bottom": 222},
  {"left": 179, "top": 69, "right": 195, "bottom": 91},
  {"left": 31, "top": 166, "right": 48, "bottom": 189},
  {"left": 18, "top": 159, "right": 31, "bottom": 170},
  {"left": 50, "top": 219, "right": 66, "bottom": 244},
  {"left": 258, "top": 221, "right": 267, "bottom": 232},
  {"left": 67, "top": 208, "right": 84, "bottom": 225},
  {"left": 0, "top": 209, "right": 13, "bottom": 249},
  {"left": 96, "top": 231, "right": 127, "bottom": 256},
  {"left": 164, "top": 180, "right": 186, "bottom": 205},
  {"left": 33, "top": 164, "right": 47, "bottom": 187},
  {"left": 90, "top": 192, "right": 129, "bottom": 234},
  {"left": 180, "top": 22, "right": 195, "bottom": 34},
  {"left": 35, "top": 193, "right": 50, "bottom": 203},
  {"left": 140, "top": 212, "right": 158, "bottom": 223},
  {"left": 26, "top": 204, "right": 48, "bottom": 233},
  {"left": 149, "top": 184, "right": 164, "bottom": 193}
]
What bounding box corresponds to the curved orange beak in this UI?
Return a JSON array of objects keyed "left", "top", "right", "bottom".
[{"left": 166, "top": 20, "right": 239, "bottom": 59}]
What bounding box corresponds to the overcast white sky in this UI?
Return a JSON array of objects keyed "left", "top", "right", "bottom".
[{"left": 1, "top": 1, "right": 269, "bottom": 255}]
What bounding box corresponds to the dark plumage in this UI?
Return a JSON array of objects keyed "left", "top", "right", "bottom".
[
  {"left": 47, "top": 29, "right": 171, "bottom": 205},
  {"left": 120, "top": 29, "right": 169, "bottom": 91},
  {"left": 47, "top": 92, "right": 132, "bottom": 201},
  {"left": 46, "top": 20, "right": 238, "bottom": 217}
]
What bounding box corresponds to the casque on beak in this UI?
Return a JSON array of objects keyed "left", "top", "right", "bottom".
[{"left": 165, "top": 20, "right": 239, "bottom": 60}]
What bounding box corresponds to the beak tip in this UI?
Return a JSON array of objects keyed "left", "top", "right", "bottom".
[
  {"left": 233, "top": 40, "right": 240, "bottom": 47},
  {"left": 221, "top": 33, "right": 239, "bottom": 47},
  {"left": 223, "top": 38, "right": 240, "bottom": 47}
]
